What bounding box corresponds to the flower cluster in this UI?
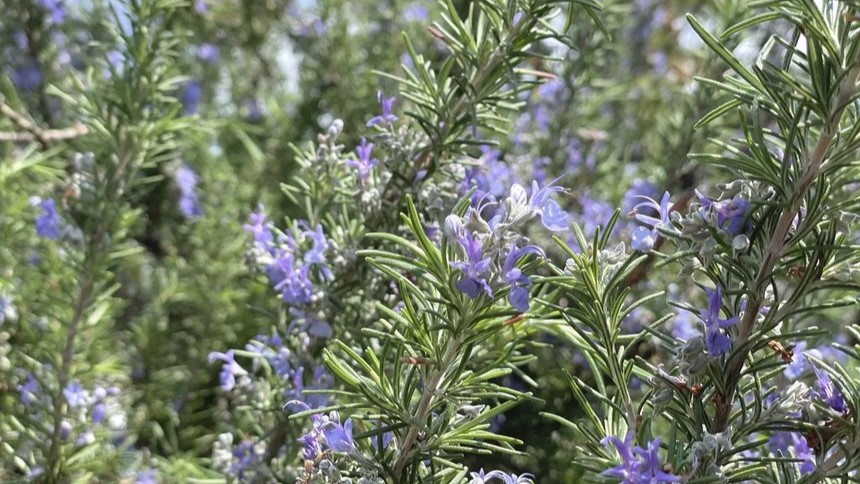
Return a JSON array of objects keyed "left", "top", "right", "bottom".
[
  {"left": 676, "top": 181, "right": 760, "bottom": 261},
  {"left": 211, "top": 432, "right": 266, "bottom": 481},
  {"left": 244, "top": 209, "right": 334, "bottom": 309},
  {"left": 209, "top": 330, "right": 332, "bottom": 398},
  {"left": 469, "top": 469, "right": 535, "bottom": 483},
  {"left": 601, "top": 434, "right": 679, "bottom": 483},
  {"left": 289, "top": 402, "right": 356, "bottom": 457},
  {"left": 175, "top": 164, "right": 203, "bottom": 219},
  {"left": 445, "top": 180, "right": 568, "bottom": 311},
  {"left": 13, "top": 366, "right": 132, "bottom": 478},
  {"left": 31, "top": 197, "right": 61, "bottom": 240}
]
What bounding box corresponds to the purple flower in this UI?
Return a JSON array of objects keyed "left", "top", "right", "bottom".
[
  {"left": 699, "top": 286, "right": 738, "bottom": 356},
  {"left": 289, "top": 308, "right": 332, "bottom": 338},
  {"left": 622, "top": 307, "right": 650, "bottom": 334},
  {"left": 175, "top": 164, "right": 203, "bottom": 219},
  {"left": 181, "top": 80, "right": 202, "bottom": 115},
  {"left": 633, "top": 192, "right": 672, "bottom": 231},
  {"left": 91, "top": 401, "right": 106, "bottom": 424},
  {"left": 13, "top": 61, "right": 43, "bottom": 91},
  {"left": 323, "top": 416, "right": 355, "bottom": 453},
  {"left": 671, "top": 311, "right": 697, "bottom": 341},
  {"left": 63, "top": 381, "right": 88, "bottom": 407},
  {"left": 451, "top": 231, "right": 493, "bottom": 298},
  {"left": 813, "top": 366, "right": 846, "bottom": 413},
  {"left": 243, "top": 209, "right": 273, "bottom": 248},
  {"left": 769, "top": 432, "right": 815, "bottom": 475},
  {"left": 89, "top": 385, "right": 117, "bottom": 424},
  {"left": 300, "top": 223, "right": 329, "bottom": 267},
  {"left": 403, "top": 3, "right": 429, "bottom": 22},
  {"left": 528, "top": 179, "right": 569, "bottom": 231},
  {"left": 76, "top": 429, "right": 95, "bottom": 446},
  {"left": 460, "top": 146, "right": 515, "bottom": 202},
  {"left": 367, "top": 90, "right": 398, "bottom": 127},
  {"left": 601, "top": 434, "right": 637, "bottom": 481},
  {"left": 469, "top": 469, "right": 494, "bottom": 483},
  {"left": 246, "top": 219, "right": 331, "bottom": 306},
  {"left": 634, "top": 439, "right": 681, "bottom": 483},
  {"left": 622, "top": 179, "right": 660, "bottom": 214},
  {"left": 783, "top": 342, "right": 808, "bottom": 380},
  {"left": 540, "top": 198, "right": 569, "bottom": 231},
  {"left": 37, "top": 0, "right": 66, "bottom": 24},
  {"left": 371, "top": 423, "right": 395, "bottom": 449},
  {"left": 208, "top": 350, "right": 248, "bottom": 391},
  {"left": 696, "top": 190, "right": 750, "bottom": 235},
  {"left": 18, "top": 373, "right": 40, "bottom": 406},
  {"left": 601, "top": 434, "right": 680, "bottom": 483},
  {"left": 502, "top": 245, "right": 543, "bottom": 312},
  {"left": 245, "top": 98, "right": 263, "bottom": 121},
  {"left": 346, "top": 137, "right": 379, "bottom": 181},
  {"left": 298, "top": 432, "right": 321, "bottom": 461},
  {"left": 134, "top": 469, "right": 158, "bottom": 484},
  {"left": 32, "top": 197, "right": 60, "bottom": 239},
  {"left": 469, "top": 470, "right": 535, "bottom": 483},
  {"left": 577, "top": 195, "right": 614, "bottom": 240},
  {"left": 229, "top": 439, "right": 261, "bottom": 479},
  {"left": 289, "top": 403, "right": 355, "bottom": 458},
  {"left": 59, "top": 420, "right": 72, "bottom": 440},
  {"left": 269, "top": 249, "right": 315, "bottom": 304},
  {"left": 631, "top": 226, "right": 655, "bottom": 252},
  {"left": 193, "top": 0, "right": 207, "bottom": 14},
  {"left": 197, "top": 43, "right": 220, "bottom": 64},
  {"left": 26, "top": 467, "right": 45, "bottom": 480},
  {"left": 14, "top": 31, "right": 28, "bottom": 50}
]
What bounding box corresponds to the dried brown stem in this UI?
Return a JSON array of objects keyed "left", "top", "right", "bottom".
[{"left": 0, "top": 100, "right": 88, "bottom": 147}]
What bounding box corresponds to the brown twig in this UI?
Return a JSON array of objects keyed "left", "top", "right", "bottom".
[
  {"left": 0, "top": 100, "right": 88, "bottom": 147},
  {"left": 0, "top": 125, "right": 88, "bottom": 144}
]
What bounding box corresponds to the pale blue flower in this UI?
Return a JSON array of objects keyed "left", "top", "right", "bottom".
[
  {"left": 601, "top": 434, "right": 680, "bottom": 483},
  {"left": 208, "top": 350, "right": 247, "bottom": 391},
  {"left": 346, "top": 137, "right": 379, "bottom": 181},
  {"left": 631, "top": 226, "right": 655, "bottom": 252},
  {"left": 699, "top": 286, "right": 738, "bottom": 356},
  {"left": 32, "top": 197, "right": 60, "bottom": 240},
  {"left": 367, "top": 90, "right": 397, "bottom": 126},
  {"left": 63, "top": 381, "right": 88, "bottom": 407},
  {"left": 451, "top": 231, "right": 493, "bottom": 298},
  {"left": 633, "top": 192, "right": 672, "bottom": 230},
  {"left": 813, "top": 365, "right": 846, "bottom": 413},
  {"left": 323, "top": 416, "right": 355, "bottom": 453}
]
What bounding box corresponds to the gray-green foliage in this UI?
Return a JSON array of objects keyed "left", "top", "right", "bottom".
[{"left": 538, "top": 1, "right": 860, "bottom": 482}]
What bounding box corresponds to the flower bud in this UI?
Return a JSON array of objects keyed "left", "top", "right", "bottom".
[
  {"left": 444, "top": 214, "right": 463, "bottom": 239},
  {"left": 328, "top": 118, "right": 344, "bottom": 136},
  {"left": 681, "top": 335, "right": 705, "bottom": 356},
  {"left": 732, "top": 234, "right": 749, "bottom": 253},
  {"left": 680, "top": 352, "right": 709, "bottom": 377},
  {"left": 653, "top": 386, "right": 674, "bottom": 405}
]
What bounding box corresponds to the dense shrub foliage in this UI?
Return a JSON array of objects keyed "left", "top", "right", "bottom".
[{"left": 2, "top": 0, "right": 860, "bottom": 483}]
